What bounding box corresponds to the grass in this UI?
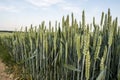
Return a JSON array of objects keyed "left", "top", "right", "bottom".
[
  {"left": 0, "top": 32, "right": 31, "bottom": 80},
  {"left": 0, "top": 40, "right": 14, "bottom": 66}
]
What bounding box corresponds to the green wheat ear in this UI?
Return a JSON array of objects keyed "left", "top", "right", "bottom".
[
  {"left": 100, "top": 46, "right": 107, "bottom": 71},
  {"left": 71, "top": 13, "right": 74, "bottom": 26},
  {"left": 85, "top": 51, "right": 90, "bottom": 80},
  {"left": 65, "top": 42, "right": 68, "bottom": 64},
  {"left": 76, "top": 34, "right": 81, "bottom": 61},
  {"left": 100, "top": 12, "right": 104, "bottom": 26},
  {"left": 94, "top": 35, "right": 102, "bottom": 60},
  {"left": 82, "top": 10, "right": 85, "bottom": 30},
  {"left": 93, "top": 17, "right": 95, "bottom": 26},
  {"left": 66, "top": 15, "right": 69, "bottom": 27}
]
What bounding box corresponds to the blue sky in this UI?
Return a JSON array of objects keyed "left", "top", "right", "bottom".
[{"left": 0, "top": 0, "right": 120, "bottom": 30}]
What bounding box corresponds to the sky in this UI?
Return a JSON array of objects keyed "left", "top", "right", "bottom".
[{"left": 0, "top": 0, "right": 120, "bottom": 30}]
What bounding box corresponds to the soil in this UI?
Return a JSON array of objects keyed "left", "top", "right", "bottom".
[{"left": 0, "top": 59, "right": 13, "bottom": 80}]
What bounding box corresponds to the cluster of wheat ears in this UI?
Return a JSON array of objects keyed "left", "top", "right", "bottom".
[{"left": 0, "top": 9, "right": 120, "bottom": 80}]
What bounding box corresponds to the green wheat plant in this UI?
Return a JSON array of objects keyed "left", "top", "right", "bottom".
[{"left": 0, "top": 9, "right": 120, "bottom": 80}]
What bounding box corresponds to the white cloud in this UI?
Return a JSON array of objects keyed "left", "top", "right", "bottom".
[
  {"left": 0, "top": 5, "right": 19, "bottom": 12},
  {"left": 59, "top": 3, "right": 81, "bottom": 14},
  {"left": 26, "top": 0, "right": 64, "bottom": 7},
  {"left": 83, "top": 0, "right": 88, "bottom": 2},
  {"left": 62, "top": 6, "right": 81, "bottom": 14}
]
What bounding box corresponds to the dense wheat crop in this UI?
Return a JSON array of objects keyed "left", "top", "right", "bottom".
[{"left": 0, "top": 9, "right": 120, "bottom": 80}]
